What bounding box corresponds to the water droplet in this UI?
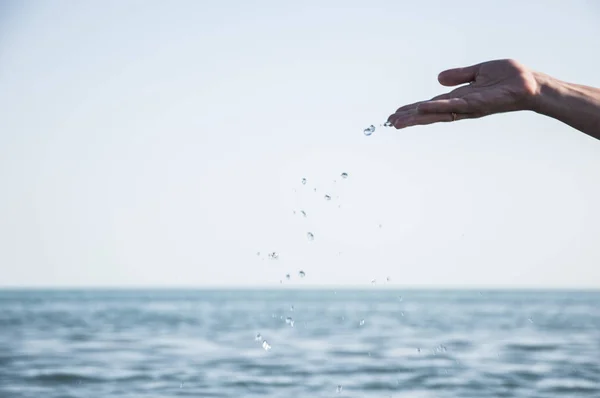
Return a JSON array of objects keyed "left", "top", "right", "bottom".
[
  {"left": 359, "top": 319, "right": 365, "bottom": 326},
  {"left": 313, "top": 188, "right": 317, "bottom": 192},
  {"left": 290, "top": 305, "right": 294, "bottom": 311},
  {"left": 307, "top": 232, "right": 314, "bottom": 241},
  {"left": 363, "top": 125, "right": 375, "bottom": 136},
  {"left": 371, "top": 279, "right": 376, "bottom": 284},
  {"left": 286, "top": 274, "right": 291, "bottom": 280},
  {"left": 301, "top": 178, "right": 307, "bottom": 185},
  {"left": 268, "top": 252, "right": 279, "bottom": 260},
  {"left": 255, "top": 333, "right": 262, "bottom": 341},
  {"left": 336, "top": 385, "right": 343, "bottom": 393},
  {"left": 324, "top": 194, "right": 331, "bottom": 201},
  {"left": 262, "top": 340, "right": 271, "bottom": 351},
  {"left": 285, "top": 317, "right": 294, "bottom": 327},
  {"left": 298, "top": 270, "right": 306, "bottom": 278},
  {"left": 300, "top": 210, "right": 307, "bottom": 217},
  {"left": 417, "top": 348, "right": 421, "bottom": 353},
  {"left": 341, "top": 172, "right": 348, "bottom": 179},
  {"left": 398, "top": 295, "right": 403, "bottom": 302},
  {"left": 386, "top": 276, "right": 391, "bottom": 282},
  {"left": 528, "top": 317, "right": 534, "bottom": 323}
]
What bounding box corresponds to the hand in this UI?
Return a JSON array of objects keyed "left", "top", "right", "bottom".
[{"left": 387, "top": 59, "right": 541, "bottom": 129}]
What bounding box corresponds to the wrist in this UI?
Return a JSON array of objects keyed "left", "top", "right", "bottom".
[{"left": 530, "top": 71, "right": 564, "bottom": 116}]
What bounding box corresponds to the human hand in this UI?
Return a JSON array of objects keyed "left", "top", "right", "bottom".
[{"left": 387, "top": 59, "right": 541, "bottom": 129}]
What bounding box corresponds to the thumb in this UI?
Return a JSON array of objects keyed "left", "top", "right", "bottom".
[{"left": 437, "top": 64, "right": 480, "bottom": 86}]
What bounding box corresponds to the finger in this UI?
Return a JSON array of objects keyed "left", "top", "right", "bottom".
[
  {"left": 438, "top": 64, "right": 480, "bottom": 86},
  {"left": 391, "top": 92, "right": 454, "bottom": 118},
  {"left": 391, "top": 110, "right": 458, "bottom": 130},
  {"left": 417, "top": 98, "right": 471, "bottom": 114}
]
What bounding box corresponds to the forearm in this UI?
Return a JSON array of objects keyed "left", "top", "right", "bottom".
[{"left": 532, "top": 72, "right": 600, "bottom": 140}]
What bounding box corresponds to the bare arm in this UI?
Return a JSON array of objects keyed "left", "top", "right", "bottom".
[
  {"left": 533, "top": 73, "right": 600, "bottom": 140},
  {"left": 387, "top": 59, "right": 600, "bottom": 141}
]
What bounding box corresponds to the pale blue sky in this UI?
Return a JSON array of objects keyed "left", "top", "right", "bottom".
[{"left": 1, "top": 0, "right": 600, "bottom": 288}]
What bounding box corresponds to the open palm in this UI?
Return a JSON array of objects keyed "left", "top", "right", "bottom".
[{"left": 388, "top": 59, "right": 540, "bottom": 129}]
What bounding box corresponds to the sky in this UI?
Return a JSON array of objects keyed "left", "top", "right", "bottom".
[{"left": 1, "top": 0, "right": 600, "bottom": 288}]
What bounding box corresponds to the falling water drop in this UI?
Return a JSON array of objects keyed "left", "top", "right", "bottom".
[
  {"left": 300, "top": 210, "right": 307, "bottom": 217},
  {"left": 286, "top": 274, "right": 291, "bottom": 280},
  {"left": 384, "top": 121, "right": 393, "bottom": 127},
  {"left": 268, "top": 252, "right": 279, "bottom": 260},
  {"left": 341, "top": 172, "right": 348, "bottom": 179},
  {"left": 262, "top": 340, "right": 272, "bottom": 351},
  {"left": 285, "top": 317, "right": 294, "bottom": 327},
  {"left": 336, "top": 385, "right": 343, "bottom": 393},
  {"left": 324, "top": 195, "right": 331, "bottom": 201},
  {"left": 307, "top": 232, "right": 314, "bottom": 241},
  {"left": 301, "top": 178, "right": 307, "bottom": 185},
  {"left": 290, "top": 305, "right": 294, "bottom": 312},
  {"left": 363, "top": 125, "right": 375, "bottom": 136},
  {"left": 298, "top": 270, "right": 306, "bottom": 278}
]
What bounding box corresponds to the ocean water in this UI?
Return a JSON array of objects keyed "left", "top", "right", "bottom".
[{"left": 0, "top": 289, "right": 599, "bottom": 398}]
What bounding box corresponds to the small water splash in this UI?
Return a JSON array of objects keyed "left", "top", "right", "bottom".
[
  {"left": 300, "top": 210, "right": 307, "bottom": 217},
  {"left": 262, "top": 340, "right": 272, "bottom": 351},
  {"left": 290, "top": 305, "right": 294, "bottom": 312},
  {"left": 383, "top": 121, "right": 393, "bottom": 127},
  {"left": 341, "top": 172, "right": 348, "bottom": 179},
  {"left": 268, "top": 252, "right": 279, "bottom": 260},
  {"left": 255, "top": 333, "right": 262, "bottom": 341},
  {"left": 359, "top": 319, "right": 365, "bottom": 326},
  {"left": 301, "top": 178, "right": 307, "bottom": 185},
  {"left": 285, "top": 317, "right": 295, "bottom": 327},
  {"left": 398, "top": 296, "right": 403, "bottom": 302},
  {"left": 363, "top": 125, "right": 375, "bottom": 136},
  {"left": 386, "top": 276, "right": 391, "bottom": 282},
  {"left": 286, "top": 274, "right": 291, "bottom": 280},
  {"left": 324, "top": 194, "right": 331, "bottom": 201},
  {"left": 528, "top": 317, "right": 534, "bottom": 323},
  {"left": 336, "top": 385, "right": 343, "bottom": 393},
  {"left": 307, "top": 232, "right": 314, "bottom": 241},
  {"left": 256, "top": 252, "right": 260, "bottom": 256},
  {"left": 298, "top": 270, "right": 306, "bottom": 278},
  {"left": 371, "top": 279, "right": 376, "bottom": 284}
]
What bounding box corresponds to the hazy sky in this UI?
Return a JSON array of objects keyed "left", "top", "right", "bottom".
[{"left": 1, "top": 0, "right": 600, "bottom": 288}]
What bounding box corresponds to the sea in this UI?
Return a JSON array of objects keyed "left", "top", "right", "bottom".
[{"left": 0, "top": 289, "right": 599, "bottom": 398}]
